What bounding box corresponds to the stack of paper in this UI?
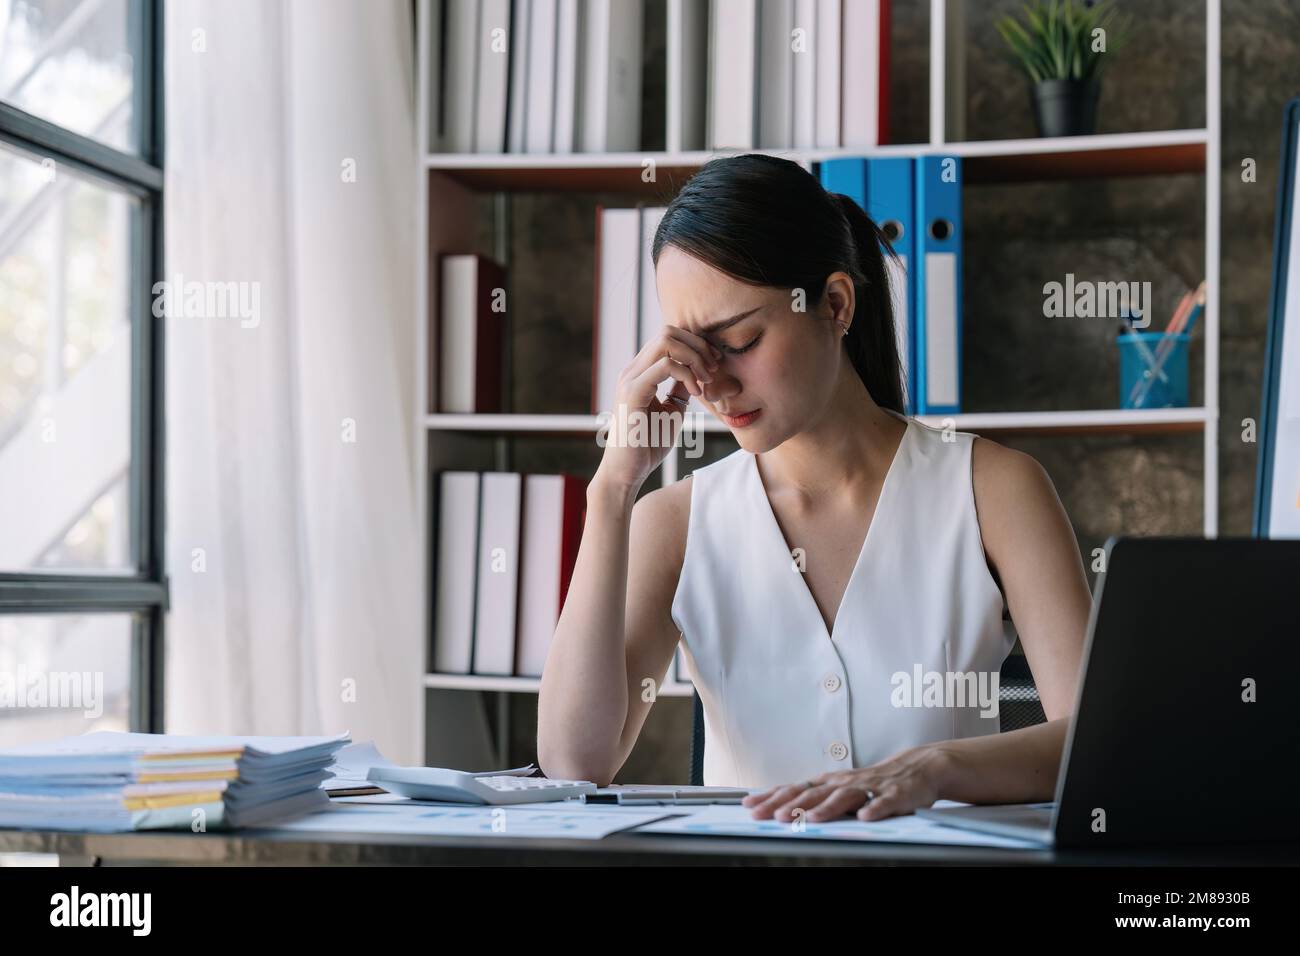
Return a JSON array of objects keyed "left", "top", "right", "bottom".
[
  {"left": 0, "top": 732, "right": 350, "bottom": 832},
  {"left": 320, "top": 740, "right": 399, "bottom": 796}
]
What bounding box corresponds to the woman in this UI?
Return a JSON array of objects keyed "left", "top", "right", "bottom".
[{"left": 538, "top": 154, "right": 1091, "bottom": 823}]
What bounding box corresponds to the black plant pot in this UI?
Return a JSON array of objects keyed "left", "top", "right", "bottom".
[{"left": 1030, "top": 78, "right": 1100, "bottom": 137}]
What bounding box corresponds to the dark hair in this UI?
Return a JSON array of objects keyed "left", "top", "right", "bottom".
[{"left": 651, "top": 153, "right": 905, "bottom": 414}]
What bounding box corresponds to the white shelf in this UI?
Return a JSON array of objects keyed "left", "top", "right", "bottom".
[
  {"left": 423, "top": 673, "right": 695, "bottom": 698},
  {"left": 424, "top": 128, "right": 1207, "bottom": 168},
  {"left": 916, "top": 408, "right": 1210, "bottom": 434},
  {"left": 423, "top": 408, "right": 1210, "bottom": 436},
  {"left": 425, "top": 413, "right": 606, "bottom": 433},
  {"left": 916, "top": 128, "right": 1207, "bottom": 158},
  {"left": 423, "top": 129, "right": 1208, "bottom": 191}
]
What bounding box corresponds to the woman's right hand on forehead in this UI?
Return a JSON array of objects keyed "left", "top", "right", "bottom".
[{"left": 593, "top": 326, "right": 722, "bottom": 492}]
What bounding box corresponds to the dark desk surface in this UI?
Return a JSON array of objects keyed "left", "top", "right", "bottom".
[{"left": 2, "top": 825, "right": 1298, "bottom": 866}]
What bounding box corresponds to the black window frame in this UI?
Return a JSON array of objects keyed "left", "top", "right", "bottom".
[{"left": 0, "top": 0, "right": 167, "bottom": 732}]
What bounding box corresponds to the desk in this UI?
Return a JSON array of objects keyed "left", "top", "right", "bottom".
[{"left": 2, "top": 826, "right": 1297, "bottom": 866}]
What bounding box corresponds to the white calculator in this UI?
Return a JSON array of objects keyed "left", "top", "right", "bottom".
[{"left": 366, "top": 766, "right": 597, "bottom": 805}]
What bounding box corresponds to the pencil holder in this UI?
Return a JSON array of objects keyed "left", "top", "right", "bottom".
[{"left": 1117, "top": 332, "right": 1190, "bottom": 409}]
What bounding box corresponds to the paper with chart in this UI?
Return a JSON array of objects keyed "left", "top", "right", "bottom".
[
  {"left": 259, "top": 801, "right": 673, "bottom": 839},
  {"left": 331, "top": 792, "right": 698, "bottom": 814},
  {"left": 631, "top": 803, "right": 1044, "bottom": 848}
]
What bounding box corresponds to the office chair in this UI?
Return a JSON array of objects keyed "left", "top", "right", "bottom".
[
  {"left": 688, "top": 690, "right": 706, "bottom": 786},
  {"left": 996, "top": 652, "right": 1048, "bottom": 731},
  {"left": 687, "top": 654, "right": 1047, "bottom": 786}
]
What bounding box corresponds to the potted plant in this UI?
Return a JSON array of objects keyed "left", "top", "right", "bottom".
[{"left": 995, "top": 0, "right": 1132, "bottom": 138}]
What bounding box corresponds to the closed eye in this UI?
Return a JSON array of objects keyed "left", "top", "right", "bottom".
[{"left": 722, "top": 333, "right": 762, "bottom": 355}]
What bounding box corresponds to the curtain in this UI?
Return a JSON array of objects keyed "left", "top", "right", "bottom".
[{"left": 163, "top": 0, "right": 422, "bottom": 764}]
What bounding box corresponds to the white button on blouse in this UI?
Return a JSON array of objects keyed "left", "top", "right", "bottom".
[{"left": 670, "top": 412, "right": 1012, "bottom": 789}]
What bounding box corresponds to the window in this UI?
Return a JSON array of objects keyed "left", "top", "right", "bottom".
[{"left": 0, "top": 0, "right": 164, "bottom": 738}]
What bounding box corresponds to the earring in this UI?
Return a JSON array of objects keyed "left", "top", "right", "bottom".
[{"left": 840, "top": 324, "right": 849, "bottom": 337}]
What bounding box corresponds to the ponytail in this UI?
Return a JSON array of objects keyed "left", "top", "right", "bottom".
[{"left": 831, "top": 193, "right": 906, "bottom": 415}]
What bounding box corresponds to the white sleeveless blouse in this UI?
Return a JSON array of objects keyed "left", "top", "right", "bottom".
[{"left": 669, "top": 413, "right": 1012, "bottom": 789}]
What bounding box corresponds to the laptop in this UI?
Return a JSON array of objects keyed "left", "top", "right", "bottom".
[{"left": 918, "top": 537, "right": 1300, "bottom": 847}]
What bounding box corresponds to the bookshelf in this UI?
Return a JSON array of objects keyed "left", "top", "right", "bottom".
[{"left": 414, "top": 0, "right": 1222, "bottom": 765}]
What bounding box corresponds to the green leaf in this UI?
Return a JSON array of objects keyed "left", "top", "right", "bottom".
[
  {"left": 996, "top": 0, "right": 1135, "bottom": 84},
  {"left": 997, "top": 16, "right": 1052, "bottom": 83}
]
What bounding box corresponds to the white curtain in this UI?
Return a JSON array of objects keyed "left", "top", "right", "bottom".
[{"left": 163, "top": 0, "right": 422, "bottom": 764}]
